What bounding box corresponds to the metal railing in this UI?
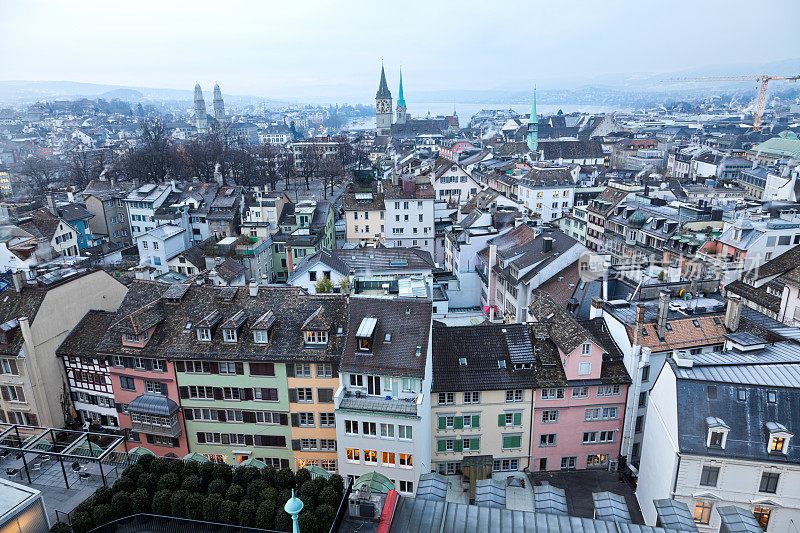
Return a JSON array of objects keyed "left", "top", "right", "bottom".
[{"left": 329, "top": 478, "right": 353, "bottom": 533}]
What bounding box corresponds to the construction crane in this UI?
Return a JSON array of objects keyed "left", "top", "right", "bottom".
[{"left": 661, "top": 74, "right": 800, "bottom": 132}]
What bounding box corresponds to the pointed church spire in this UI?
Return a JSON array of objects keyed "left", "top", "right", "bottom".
[
  {"left": 526, "top": 88, "right": 538, "bottom": 152},
  {"left": 376, "top": 63, "right": 391, "bottom": 100},
  {"left": 397, "top": 68, "right": 406, "bottom": 106}
]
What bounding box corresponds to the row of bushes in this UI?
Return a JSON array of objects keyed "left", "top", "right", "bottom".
[{"left": 51, "top": 455, "right": 344, "bottom": 533}]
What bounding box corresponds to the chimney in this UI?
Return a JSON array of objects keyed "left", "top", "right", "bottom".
[
  {"left": 543, "top": 237, "right": 554, "bottom": 253},
  {"left": 67, "top": 191, "right": 75, "bottom": 203},
  {"left": 249, "top": 280, "right": 258, "bottom": 297},
  {"left": 589, "top": 297, "right": 604, "bottom": 320},
  {"left": 12, "top": 271, "right": 26, "bottom": 293},
  {"left": 46, "top": 193, "right": 56, "bottom": 214},
  {"left": 632, "top": 303, "right": 646, "bottom": 346},
  {"left": 724, "top": 293, "right": 742, "bottom": 332},
  {"left": 656, "top": 290, "right": 670, "bottom": 339}
]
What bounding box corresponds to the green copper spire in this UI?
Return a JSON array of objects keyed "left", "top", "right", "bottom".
[
  {"left": 526, "top": 88, "right": 538, "bottom": 152},
  {"left": 398, "top": 68, "right": 406, "bottom": 106}
]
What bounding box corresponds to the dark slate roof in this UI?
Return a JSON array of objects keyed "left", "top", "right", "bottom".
[
  {"left": 216, "top": 258, "right": 245, "bottom": 283},
  {"left": 744, "top": 244, "right": 800, "bottom": 282},
  {"left": 726, "top": 279, "right": 781, "bottom": 313},
  {"left": 431, "top": 323, "right": 540, "bottom": 393},
  {"left": 177, "top": 245, "right": 206, "bottom": 271},
  {"left": 110, "top": 301, "right": 163, "bottom": 335},
  {"left": 95, "top": 281, "right": 348, "bottom": 362},
  {"left": 673, "top": 364, "right": 800, "bottom": 465},
  {"left": 530, "top": 290, "right": 594, "bottom": 356},
  {"left": 56, "top": 310, "right": 115, "bottom": 359},
  {"left": 0, "top": 287, "right": 47, "bottom": 356},
  {"left": 18, "top": 217, "right": 61, "bottom": 240},
  {"left": 340, "top": 298, "right": 431, "bottom": 379},
  {"left": 538, "top": 139, "right": 604, "bottom": 160},
  {"left": 57, "top": 203, "right": 94, "bottom": 222}
]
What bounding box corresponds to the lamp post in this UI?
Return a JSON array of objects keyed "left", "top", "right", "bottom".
[{"left": 284, "top": 488, "right": 304, "bottom": 533}]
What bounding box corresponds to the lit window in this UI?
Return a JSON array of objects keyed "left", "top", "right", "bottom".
[{"left": 693, "top": 501, "right": 712, "bottom": 525}]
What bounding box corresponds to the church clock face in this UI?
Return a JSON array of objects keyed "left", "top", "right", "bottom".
[{"left": 377, "top": 99, "right": 390, "bottom": 113}]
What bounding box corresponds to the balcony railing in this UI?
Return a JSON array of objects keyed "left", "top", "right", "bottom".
[{"left": 335, "top": 387, "right": 420, "bottom": 417}]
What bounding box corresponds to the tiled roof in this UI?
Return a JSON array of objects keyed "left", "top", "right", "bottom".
[
  {"left": 0, "top": 287, "right": 46, "bottom": 356},
  {"left": 529, "top": 290, "right": 594, "bottom": 356},
  {"left": 340, "top": 298, "right": 431, "bottom": 379},
  {"left": 56, "top": 310, "right": 115, "bottom": 358},
  {"left": 216, "top": 258, "right": 245, "bottom": 283},
  {"left": 110, "top": 301, "right": 163, "bottom": 335},
  {"left": 726, "top": 280, "right": 780, "bottom": 313},
  {"left": 635, "top": 314, "right": 727, "bottom": 352},
  {"left": 95, "top": 282, "right": 348, "bottom": 362},
  {"left": 744, "top": 244, "right": 800, "bottom": 281}
]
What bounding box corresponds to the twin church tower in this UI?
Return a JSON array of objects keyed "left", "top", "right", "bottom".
[
  {"left": 193, "top": 83, "right": 226, "bottom": 132},
  {"left": 375, "top": 65, "right": 408, "bottom": 136}
]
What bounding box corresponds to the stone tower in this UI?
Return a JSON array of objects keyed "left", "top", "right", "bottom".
[
  {"left": 213, "top": 83, "right": 226, "bottom": 122},
  {"left": 395, "top": 68, "right": 407, "bottom": 125},
  {"left": 526, "top": 88, "right": 538, "bottom": 152},
  {"left": 375, "top": 64, "right": 393, "bottom": 136},
  {"left": 194, "top": 83, "right": 208, "bottom": 132}
]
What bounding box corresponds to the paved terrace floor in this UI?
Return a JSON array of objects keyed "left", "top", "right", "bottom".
[
  {"left": 0, "top": 454, "right": 121, "bottom": 524},
  {"left": 527, "top": 469, "right": 645, "bottom": 523}
]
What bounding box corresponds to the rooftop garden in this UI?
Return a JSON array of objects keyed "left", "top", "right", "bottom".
[{"left": 51, "top": 455, "right": 344, "bottom": 533}]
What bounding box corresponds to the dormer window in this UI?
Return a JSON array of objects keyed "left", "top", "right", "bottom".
[
  {"left": 706, "top": 417, "right": 730, "bottom": 449},
  {"left": 223, "top": 329, "right": 237, "bottom": 343},
  {"left": 305, "top": 331, "right": 328, "bottom": 345},
  {"left": 355, "top": 316, "right": 377, "bottom": 352},
  {"left": 197, "top": 328, "right": 211, "bottom": 342},
  {"left": 765, "top": 422, "right": 792, "bottom": 455},
  {"left": 254, "top": 331, "right": 268, "bottom": 344}
]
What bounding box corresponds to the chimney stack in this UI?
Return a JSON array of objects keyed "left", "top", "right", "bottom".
[
  {"left": 543, "top": 237, "right": 554, "bottom": 253},
  {"left": 589, "top": 297, "right": 604, "bottom": 320},
  {"left": 632, "top": 302, "right": 647, "bottom": 346},
  {"left": 656, "top": 290, "right": 670, "bottom": 339},
  {"left": 249, "top": 280, "right": 258, "bottom": 298},
  {"left": 487, "top": 244, "right": 497, "bottom": 314},
  {"left": 11, "top": 271, "right": 26, "bottom": 293},
  {"left": 724, "top": 293, "right": 742, "bottom": 332},
  {"left": 46, "top": 193, "right": 56, "bottom": 214}
]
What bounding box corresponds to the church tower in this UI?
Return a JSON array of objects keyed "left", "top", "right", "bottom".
[
  {"left": 375, "top": 64, "right": 393, "bottom": 136},
  {"left": 213, "top": 83, "right": 226, "bottom": 122},
  {"left": 194, "top": 83, "right": 208, "bottom": 132},
  {"left": 395, "top": 68, "right": 407, "bottom": 125},
  {"left": 526, "top": 88, "right": 538, "bottom": 152}
]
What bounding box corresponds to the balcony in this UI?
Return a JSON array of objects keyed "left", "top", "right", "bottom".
[{"left": 335, "top": 387, "right": 420, "bottom": 417}]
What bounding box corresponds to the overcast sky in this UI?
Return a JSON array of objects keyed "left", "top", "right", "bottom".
[{"left": 2, "top": 0, "right": 799, "bottom": 102}]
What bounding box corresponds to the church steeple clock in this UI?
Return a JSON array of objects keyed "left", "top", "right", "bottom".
[{"left": 375, "top": 64, "right": 393, "bottom": 136}]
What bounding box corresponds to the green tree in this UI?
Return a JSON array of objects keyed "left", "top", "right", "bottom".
[
  {"left": 255, "top": 499, "right": 277, "bottom": 528},
  {"left": 92, "top": 505, "right": 115, "bottom": 528},
  {"left": 112, "top": 476, "right": 135, "bottom": 494},
  {"left": 202, "top": 494, "right": 223, "bottom": 523},
  {"left": 319, "top": 486, "right": 339, "bottom": 508},
  {"left": 275, "top": 468, "right": 295, "bottom": 490},
  {"left": 208, "top": 478, "right": 228, "bottom": 494},
  {"left": 273, "top": 509, "right": 293, "bottom": 533},
  {"left": 152, "top": 489, "right": 172, "bottom": 515},
  {"left": 238, "top": 500, "right": 257, "bottom": 527},
  {"left": 110, "top": 491, "right": 133, "bottom": 518},
  {"left": 132, "top": 488, "right": 151, "bottom": 514},
  {"left": 297, "top": 481, "right": 317, "bottom": 506},
  {"left": 329, "top": 474, "right": 344, "bottom": 496},
  {"left": 69, "top": 511, "right": 93, "bottom": 533},
  {"left": 157, "top": 472, "right": 180, "bottom": 491},
  {"left": 218, "top": 500, "right": 239, "bottom": 524},
  {"left": 225, "top": 484, "right": 245, "bottom": 502},
  {"left": 314, "top": 277, "right": 334, "bottom": 293},
  {"left": 93, "top": 486, "right": 113, "bottom": 505},
  {"left": 184, "top": 493, "right": 204, "bottom": 521},
  {"left": 121, "top": 463, "right": 143, "bottom": 482},
  {"left": 181, "top": 475, "right": 203, "bottom": 493},
  {"left": 170, "top": 490, "right": 189, "bottom": 518},
  {"left": 49, "top": 522, "right": 72, "bottom": 533}
]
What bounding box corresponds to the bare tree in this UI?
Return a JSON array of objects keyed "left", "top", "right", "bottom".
[
  {"left": 278, "top": 150, "right": 296, "bottom": 192},
  {"left": 124, "top": 118, "right": 179, "bottom": 183},
  {"left": 299, "top": 142, "right": 323, "bottom": 190},
  {"left": 20, "top": 155, "right": 60, "bottom": 195}
]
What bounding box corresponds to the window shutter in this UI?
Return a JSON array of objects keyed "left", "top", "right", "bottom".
[
  {"left": 253, "top": 435, "right": 263, "bottom": 447},
  {"left": 8, "top": 360, "right": 17, "bottom": 375},
  {"left": 115, "top": 403, "right": 124, "bottom": 413},
  {"left": 209, "top": 362, "right": 219, "bottom": 374},
  {"left": 70, "top": 392, "right": 78, "bottom": 401},
  {"left": 213, "top": 388, "right": 223, "bottom": 400},
  {"left": 472, "top": 415, "right": 480, "bottom": 428},
  {"left": 160, "top": 383, "right": 167, "bottom": 396},
  {"left": 123, "top": 357, "right": 134, "bottom": 368},
  {"left": 286, "top": 364, "right": 295, "bottom": 378},
  {"left": 454, "top": 440, "right": 463, "bottom": 452},
  {"left": 15, "top": 387, "right": 25, "bottom": 403},
  {"left": 292, "top": 439, "right": 301, "bottom": 451},
  {"left": 318, "top": 388, "right": 333, "bottom": 403},
  {"left": 0, "top": 387, "right": 8, "bottom": 401},
  {"left": 28, "top": 414, "right": 37, "bottom": 426},
  {"left": 243, "top": 388, "right": 253, "bottom": 401},
  {"left": 471, "top": 437, "right": 480, "bottom": 451},
  {"left": 218, "top": 410, "right": 227, "bottom": 422},
  {"left": 179, "top": 387, "right": 189, "bottom": 399},
  {"left": 438, "top": 417, "right": 447, "bottom": 430},
  {"left": 279, "top": 413, "right": 288, "bottom": 426},
  {"left": 331, "top": 363, "right": 339, "bottom": 378},
  {"left": 437, "top": 440, "right": 446, "bottom": 452},
  {"left": 454, "top": 416, "right": 463, "bottom": 429},
  {"left": 175, "top": 361, "right": 185, "bottom": 372},
  {"left": 497, "top": 414, "right": 505, "bottom": 427},
  {"left": 288, "top": 389, "right": 298, "bottom": 403},
  {"left": 171, "top": 438, "right": 179, "bottom": 447},
  {"left": 245, "top": 434, "right": 253, "bottom": 446},
  {"left": 184, "top": 409, "right": 193, "bottom": 421},
  {"left": 235, "top": 362, "right": 244, "bottom": 375},
  {"left": 513, "top": 436, "right": 521, "bottom": 448},
  {"left": 144, "top": 359, "right": 152, "bottom": 371},
  {"left": 146, "top": 435, "right": 154, "bottom": 444},
  {"left": 221, "top": 434, "right": 230, "bottom": 445},
  {"left": 194, "top": 432, "right": 205, "bottom": 443},
  {"left": 280, "top": 459, "right": 290, "bottom": 470},
  {"left": 242, "top": 411, "right": 255, "bottom": 423},
  {"left": 291, "top": 414, "right": 299, "bottom": 427},
  {"left": 513, "top": 412, "right": 522, "bottom": 426}
]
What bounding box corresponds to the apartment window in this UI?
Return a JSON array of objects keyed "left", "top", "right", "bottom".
[
  {"left": 709, "top": 431, "right": 724, "bottom": 448},
  {"left": 219, "top": 362, "right": 237, "bottom": 374},
  {"left": 700, "top": 466, "right": 719, "bottom": 487},
  {"left": 344, "top": 420, "right": 359, "bottom": 435},
  {"left": 380, "top": 423, "right": 394, "bottom": 438},
  {"left": 300, "top": 439, "right": 317, "bottom": 450},
  {"left": 398, "top": 453, "right": 413, "bottom": 468},
  {"left": 753, "top": 507, "right": 772, "bottom": 530},
  {"left": 188, "top": 386, "right": 213, "bottom": 399},
  {"left": 505, "top": 389, "right": 523, "bottom": 402},
  {"left": 298, "top": 413, "right": 314, "bottom": 427},
  {"left": 296, "top": 388, "right": 313, "bottom": 402},
  {"left": 463, "top": 391, "right": 480, "bottom": 404},
  {"left": 737, "top": 389, "right": 747, "bottom": 401},
  {"left": 120, "top": 377, "right": 135, "bottom": 391},
  {"left": 316, "top": 363, "right": 333, "bottom": 378},
  {"left": 144, "top": 381, "right": 165, "bottom": 395},
  {"left": 599, "top": 431, "right": 615, "bottom": 443},
  {"left": 693, "top": 501, "right": 712, "bottom": 525},
  {"left": 635, "top": 416, "right": 644, "bottom": 433},
  {"left": 641, "top": 365, "right": 650, "bottom": 382},
  {"left": 223, "top": 329, "right": 237, "bottom": 343},
  {"left": 578, "top": 362, "right": 591, "bottom": 375},
  {"left": 319, "top": 413, "right": 335, "bottom": 427},
  {"left": 349, "top": 374, "right": 363, "bottom": 387},
  {"left": 134, "top": 357, "right": 145, "bottom": 370},
  {"left": 541, "top": 410, "right": 559, "bottom": 423},
  {"left": 539, "top": 434, "right": 556, "bottom": 447},
  {"left": 759, "top": 472, "right": 779, "bottom": 494},
  {"left": 319, "top": 439, "right": 336, "bottom": 451},
  {"left": 438, "top": 392, "right": 454, "bottom": 405},
  {"left": 398, "top": 480, "right": 413, "bottom": 494},
  {"left": 382, "top": 451, "right": 395, "bottom": 466},
  {"left": 295, "top": 364, "right": 312, "bottom": 377},
  {"left": 583, "top": 432, "right": 598, "bottom": 444},
  {"left": 362, "top": 421, "right": 377, "bottom": 437},
  {"left": 770, "top": 436, "right": 786, "bottom": 453},
  {"left": 345, "top": 448, "right": 360, "bottom": 462},
  {"left": 560, "top": 456, "right": 577, "bottom": 470},
  {"left": 597, "top": 384, "right": 621, "bottom": 397},
  {"left": 0, "top": 360, "right": 17, "bottom": 375},
  {"left": 304, "top": 331, "right": 328, "bottom": 345},
  {"left": 541, "top": 388, "right": 564, "bottom": 400},
  {"left": 767, "top": 390, "right": 777, "bottom": 403},
  {"left": 197, "top": 328, "right": 211, "bottom": 342},
  {"left": 398, "top": 425, "right": 412, "bottom": 440},
  {"left": 112, "top": 356, "right": 124, "bottom": 367},
  {"left": 638, "top": 392, "right": 647, "bottom": 407},
  {"left": 572, "top": 387, "right": 589, "bottom": 399},
  {"left": 254, "top": 331, "right": 268, "bottom": 344},
  {"left": 222, "top": 387, "right": 240, "bottom": 400},
  {"left": 602, "top": 407, "right": 618, "bottom": 420},
  {"left": 581, "top": 342, "right": 591, "bottom": 356}
]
